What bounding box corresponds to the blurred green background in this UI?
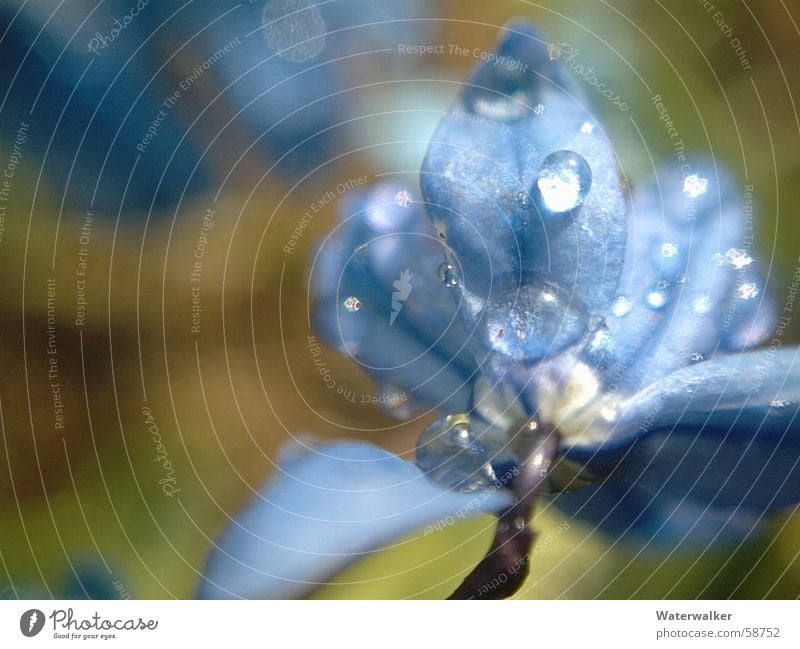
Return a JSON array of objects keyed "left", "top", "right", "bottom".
[{"left": 1, "top": 0, "right": 799, "bottom": 599}]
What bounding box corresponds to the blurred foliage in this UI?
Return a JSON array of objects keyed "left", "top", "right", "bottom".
[{"left": 0, "top": 0, "right": 798, "bottom": 599}]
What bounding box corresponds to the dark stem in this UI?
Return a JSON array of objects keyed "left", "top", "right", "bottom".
[{"left": 448, "top": 422, "right": 558, "bottom": 600}]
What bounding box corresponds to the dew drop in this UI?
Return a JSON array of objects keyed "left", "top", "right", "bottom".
[
  {"left": 612, "top": 296, "right": 633, "bottom": 317},
  {"left": 415, "top": 413, "right": 498, "bottom": 492},
  {"left": 737, "top": 282, "right": 759, "bottom": 300},
  {"left": 598, "top": 395, "right": 620, "bottom": 422},
  {"left": 725, "top": 248, "right": 753, "bottom": 270},
  {"left": 682, "top": 173, "right": 708, "bottom": 198},
  {"left": 393, "top": 190, "right": 412, "bottom": 208},
  {"left": 770, "top": 399, "right": 789, "bottom": 408},
  {"left": 580, "top": 121, "right": 595, "bottom": 135},
  {"left": 437, "top": 261, "right": 460, "bottom": 288},
  {"left": 535, "top": 151, "right": 592, "bottom": 214},
  {"left": 662, "top": 242, "right": 679, "bottom": 258},
  {"left": 343, "top": 296, "right": 361, "bottom": 312},
  {"left": 533, "top": 103, "right": 545, "bottom": 115},
  {"left": 693, "top": 294, "right": 712, "bottom": 314},
  {"left": 646, "top": 283, "right": 670, "bottom": 310},
  {"left": 690, "top": 352, "right": 704, "bottom": 362}
]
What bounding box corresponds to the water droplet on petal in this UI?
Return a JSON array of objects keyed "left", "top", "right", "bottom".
[
  {"left": 646, "top": 283, "right": 671, "bottom": 310},
  {"left": 725, "top": 247, "right": 753, "bottom": 270},
  {"left": 533, "top": 103, "right": 545, "bottom": 115},
  {"left": 535, "top": 151, "right": 592, "bottom": 214},
  {"left": 682, "top": 173, "right": 708, "bottom": 198},
  {"left": 737, "top": 282, "right": 759, "bottom": 300},
  {"left": 393, "top": 190, "right": 413, "bottom": 208},
  {"left": 598, "top": 396, "right": 620, "bottom": 422},
  {"left": 437, "top": 261, "right": 460, "bottom": 288},
  {"left": 693, "top": 294, "right": 712, "bottom": 314},
  {"left": 415, "top": 413, "right": 498, "bottom": 492},
  {"left": 662, "top": 242, "right": 679, "bottom": 258},
  {"left": 344, "top": 296, "right": 361, "bottom": 312},
  {"left": 612, "top": 296, "right": 633, "bottom": 317}
]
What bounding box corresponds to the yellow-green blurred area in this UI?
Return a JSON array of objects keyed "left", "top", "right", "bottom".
[{"left": 1, "top": 0, "right": 799, "bottom": 599}]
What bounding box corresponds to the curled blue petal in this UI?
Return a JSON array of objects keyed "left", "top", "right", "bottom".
[
  {"left": 199, "top": 440, "right": 512, "bottom": 599},
  {"left": 311, "top": 182, "right": 480, "bottom": 413}
]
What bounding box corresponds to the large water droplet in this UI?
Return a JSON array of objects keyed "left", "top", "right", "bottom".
[
  {"left": 415, "top": 413, "right": 498, "bottom": 492},
  {"left": 535, "top": 151, "right": 592, "bottom": 214},
  {"left": 438, "top": 261, "right": 460, "bottom": 288}
]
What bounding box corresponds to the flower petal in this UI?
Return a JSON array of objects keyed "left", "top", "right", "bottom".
[
  {"left": 311, "top": 183, "right": 480, "bottom": 414},
  {"left": 420, "top": 22, "right": 628, "bottom": 365},
  {"left": 556, "top": 347, "right": 800, "bottom": 541},
  {"left": 601, "top": 162, "right": 773, "bottom": 391},
  {"left": 198, "top": 440, "right": 512, "bottom": 599}
]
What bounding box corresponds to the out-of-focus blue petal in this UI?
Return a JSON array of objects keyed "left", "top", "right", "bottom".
[
  {"left": 311, "top": 182, "right": 479, "bottom": 414},
  {"left": 554, "top": 347, "right": 800, "bottom": 542},
  {"left": 420, "top": 22, "right": 628, "bottom": 366},
  {"left": 198, "top": 440, "right": 512, "bottom": 599},
  {"left": 549, "top": 475, "right": 763, "bottom": 547}
]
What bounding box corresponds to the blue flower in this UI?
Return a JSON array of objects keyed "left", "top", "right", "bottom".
[{"left": 199, "top": 21, "right": 800, "bottom": 599}]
